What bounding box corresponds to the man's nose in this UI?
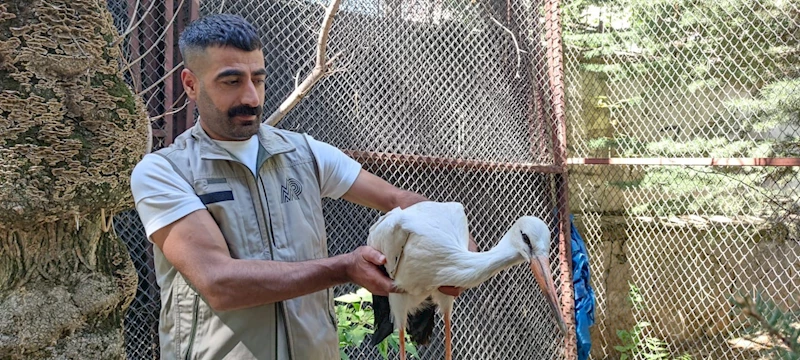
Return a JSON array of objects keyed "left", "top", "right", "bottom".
[{"left": 240, "top": 80, "right": 260, "bottom": 107}]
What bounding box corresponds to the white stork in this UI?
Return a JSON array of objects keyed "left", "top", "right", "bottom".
[{"left": 367, "top": 201, "right": 566, "bottom": 360}]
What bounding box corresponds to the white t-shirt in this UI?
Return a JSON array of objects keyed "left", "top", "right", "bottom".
[{"left": 131, "top": 134, "right": 362, "bottom": 238}]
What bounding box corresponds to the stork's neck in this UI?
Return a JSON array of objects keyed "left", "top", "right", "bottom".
[{"left": 447, "top": 234, "right": 525, "bottom": 289}]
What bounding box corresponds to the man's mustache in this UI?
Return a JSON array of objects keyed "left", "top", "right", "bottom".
[{"left": 228, "top": 105, "right": 263, "bottom": 118}]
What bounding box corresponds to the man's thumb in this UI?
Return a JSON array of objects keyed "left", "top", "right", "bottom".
[{"left": 361, "top": 246, "right": 386, "bottom": 265}]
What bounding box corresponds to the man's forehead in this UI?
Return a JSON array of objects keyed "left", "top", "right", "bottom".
[
  {"left": 191, "top": 46, "right": 265, "bottom": 73},
  {"left": 205, "top": 45, "right": 264, "bottom": 61}
]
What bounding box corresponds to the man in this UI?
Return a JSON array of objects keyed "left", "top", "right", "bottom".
[{"left": 131, "top": 14, "right": 473, "bottom": 360}]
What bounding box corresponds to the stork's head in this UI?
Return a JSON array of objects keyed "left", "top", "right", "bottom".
[{"left": 510, "top": 216, "right": 567, "bottom": 334}]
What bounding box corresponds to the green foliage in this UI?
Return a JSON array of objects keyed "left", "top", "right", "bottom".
[
  {"left": 564, "top": 0, "right": 800, "bottom": 163},
  {"left": 335, "top": 288, "right": 419, "bottom": 360},
  {"left": 614, "top": 283, "right": 693, "bottom": 360},
  {"left": 726, "top": 79, "right": 800, "bottom": 132},
  {"left": 731, "top": 290, "right": 800, "bottom": 360},
  {"left": 625, "top": 166, "right": 787, "bottom": 216}
]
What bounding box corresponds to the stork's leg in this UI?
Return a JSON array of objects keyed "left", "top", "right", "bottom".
[
  {"left": 444, "top": 310, "right": 452, "bottom": 360},
  {"left": 399, "top": 328, "right": 406, "bottom": 360}
]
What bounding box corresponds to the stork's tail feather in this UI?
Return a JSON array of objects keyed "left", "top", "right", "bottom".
[
  {"left": 371, "top": 293, "right": 394, "bottom": 346},
  {"left": 407, "top": 299, "right": 437, "bottom": 345},
  {"left": 371, "top": 265, "right": 394, "bottom": 346}
]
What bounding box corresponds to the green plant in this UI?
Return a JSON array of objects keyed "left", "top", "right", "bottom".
[
  {"left": 335, "top": 288, "right": 419, "bottom": 360},
  {"left": 614, "top": 283, "right": 692, "bottom": 360},
  {"left": 731, "top": 290, "right": 800, "bottom": 360}
]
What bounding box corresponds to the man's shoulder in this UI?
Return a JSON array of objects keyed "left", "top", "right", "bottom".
[
  {"left": 131, "top": 153, "right": 175, "bottom": 183},
  {"left": 261, "top": 124, "right": 304, "bottom": 139},
  {"left": 154, "top": 129, "right": 195, "bottom": 156},
  {"left": 259, "top": 124, "right": 317, "bottom": 151}
]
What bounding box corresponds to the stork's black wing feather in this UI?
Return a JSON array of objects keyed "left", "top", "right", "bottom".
[
  {"left": 371, "top": 294, "right": 393, "bottom": 346},
  {"left": 407, "top": 299, "right": 437, "bottom": 345},
  {"left": 371, "top": 265, "right": 394, "bottom": 346}
]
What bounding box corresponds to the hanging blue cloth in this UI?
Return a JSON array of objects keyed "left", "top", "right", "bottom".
[{"left": 570, "top": 214, "right": 595, "bottom": 360}]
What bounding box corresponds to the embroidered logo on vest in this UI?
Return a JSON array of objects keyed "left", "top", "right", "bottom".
[{"left": 281, "top": 177, "right": 302, "bottom": 203}]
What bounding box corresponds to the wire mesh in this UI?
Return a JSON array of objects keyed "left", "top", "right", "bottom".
[
  {"left": 196, "top": 0, "right": 568, "bottom": 357},
  {"left": 323, "top": 166, "right": 564, "bottom": 359},
  {"left": 109, "top": 0, "right": 569, "bottom": 358},
  {"left": 113, "top": 209, "right": 161, "bottom": 360},
  {"left": 107, "top": 0, "right": 800, "bottom": 357},
  {"left": 107, "top": 1, "right": 195, "bottom": 359},
  {"left": 563, "top": 0, "right": 800, "bottom": 357},
  {"left": 109, "top": 0, "right": 196, "bottom": 151}
]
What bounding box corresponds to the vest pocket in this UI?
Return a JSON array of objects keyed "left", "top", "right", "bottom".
[
  {"left": 183, "top": 294, "right": 200, "bottom": 360},
  {"left": 196, "top": 179, "right": 261, "bottom": 258},
  {"left": 174, "top": 277, "right": 203, "bottom": 360},
  {"left": 327, "top": 288, "right": 337, "bottom": 332}
]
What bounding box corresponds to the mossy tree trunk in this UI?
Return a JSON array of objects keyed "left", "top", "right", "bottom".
[{"left": 0, "top": 0, "right": 149, "bottom": 358}]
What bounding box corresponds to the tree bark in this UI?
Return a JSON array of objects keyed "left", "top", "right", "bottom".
[{"left": 0, "top": 0, "right": 149, "bottom": 358}]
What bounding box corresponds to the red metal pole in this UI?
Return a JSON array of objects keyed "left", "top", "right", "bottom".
[
  {"left": 164, "top": 0, "right": 175, "bottom": 146},
  {"left": 567, "top": 157, "right": 800, "bottom": 167},
  {"left": 545, "top": 0, "right": 576, "bottom": 356},
  {"left": 345, "top": 150, "right": 565, "bottom": 173},
  {"left": 184, "top": 0, "right": 200, "bottom": 132}
]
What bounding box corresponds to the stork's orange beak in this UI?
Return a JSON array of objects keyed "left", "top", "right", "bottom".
[{"left": 530, "top": 255, "right": 567, "bottom": 334}]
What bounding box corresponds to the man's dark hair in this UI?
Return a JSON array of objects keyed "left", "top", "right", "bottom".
[{"left": 178, "top": 14, "right": 263, "bottom": 64}]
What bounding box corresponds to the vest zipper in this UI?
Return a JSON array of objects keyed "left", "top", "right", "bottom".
[
  {"left": 183, "top": 294, "right": 200, "bottom": 360},
  {"left": 258, "top": 176, "right": 296, "bottom": 360}
]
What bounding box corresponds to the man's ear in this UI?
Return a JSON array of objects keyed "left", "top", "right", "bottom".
[{"left": 181, "top": 68, "right": 199, "bottom": 100}]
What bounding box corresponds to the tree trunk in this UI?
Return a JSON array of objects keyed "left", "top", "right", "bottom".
[{"left": 0, "top": 0, "right": 149, "bottom": 358}]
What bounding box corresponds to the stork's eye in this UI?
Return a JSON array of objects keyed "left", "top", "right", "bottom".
[{"left": 521, "top": 231, "right": 533, "bottom": 252}]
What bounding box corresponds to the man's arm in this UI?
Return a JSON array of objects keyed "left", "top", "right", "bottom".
[
  {"left": 341, "top": 169, "right": 428, "bottom": 212},
  {"left": 342, "top": 169, "right": 478, "bottom": 252},
  {"left": 150, "top": 209, "right": 396, "bottom": 311}
]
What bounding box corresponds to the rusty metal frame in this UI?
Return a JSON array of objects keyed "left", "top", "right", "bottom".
[
  {"left": 567, "top": 157, "right": 800, "bottom": 166},
  {"left": 345, "top": 150, "right": 565, "bottom": 173}
]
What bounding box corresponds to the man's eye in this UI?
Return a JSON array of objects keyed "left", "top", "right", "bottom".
[
  {"left": 254, "top": 79, "right": 266, "bottom": 85},
  {"left": 225, "top": 80, "right": 239, "bottom": 85}
]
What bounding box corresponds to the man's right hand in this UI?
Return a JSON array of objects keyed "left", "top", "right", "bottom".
[{"left": 345, "top": 246, "right": 398, "bottom": 296}]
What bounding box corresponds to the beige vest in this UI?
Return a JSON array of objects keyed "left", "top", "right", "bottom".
[{"left": 153, "top": 123, "right": 339, "bottom": 360}]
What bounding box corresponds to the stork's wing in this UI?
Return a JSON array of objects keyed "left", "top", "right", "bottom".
[
  {"left": 367, "top": 207, "right": 410, "bottom": 279},
  {"left": 396, "top": 201, "right": 471, "bottom": 251},
  {"left": 370, "top": 265, "right": 395, "bottom": 346},
  {"left": 407, "top": 300, "right": 437, "bottom": 345}
]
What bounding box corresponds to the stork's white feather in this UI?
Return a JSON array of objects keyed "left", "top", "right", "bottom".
[
  {"left": 367, "top": 201, "right": 563, "bottom": 358},
  {"left": 368, "top": 202, "right": 470, "bottom": 284}
]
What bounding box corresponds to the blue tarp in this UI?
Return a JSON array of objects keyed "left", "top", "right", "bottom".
[{"left": 570, "top": 214, "right": 595, "bottom": 360}]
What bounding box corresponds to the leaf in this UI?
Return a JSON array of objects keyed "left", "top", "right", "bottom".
[
  {"left": 355, "top": 287, "right": 373, "bottom": 302},
  {"left": 378, "top": 340, "right": 389, "bottom": 359},
  {"left": 335, "top": 293, "right": 364, "bottom": 303},
  {"left": 406, "top": 341, "right": 419, "bottom": 358},
  {"left": 350, "top": 327, "right": 369, "bottom": 347}
]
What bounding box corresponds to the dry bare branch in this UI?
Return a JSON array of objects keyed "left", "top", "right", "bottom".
[
  {"left": 148, "top": 97, "right": 190, "bottom": 123},
  {"left": 122, "top": 0, "right": 186, "bottom": 73},
  {"left": 138, "top": 61, "right": 185, "bottom": 97},
  {"left": 112, "top": 0, "right": 150, "bottom": 47},
  {"left": 265, "top": 0, "right": 344, "bottom": 126},
  {"left": 487, "top": 11, "right": 527, "bottom": 79}
]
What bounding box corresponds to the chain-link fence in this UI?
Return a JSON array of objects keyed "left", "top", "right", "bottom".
[
  {"left": 108, "top": 0, "right": 198, "bottom": 151},
  {"left": 109, "top": 0, "right": 572, "bottom": 358},
  {"left": 108, "top": 1, "right": 199, "bottom": 359},
  {"left": 563, "top": 0, "right": 800, "bottom": 357},
  {"left": 108, "top": 0, "right": 799, "bottom": 358}
]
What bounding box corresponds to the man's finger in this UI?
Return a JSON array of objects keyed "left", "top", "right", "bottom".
[
  {"left": 438, "top": 286, "right": 462, "bottom": 297},
  {"left": 360, "top": 246, "right": 386, "bottom": 265}
]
